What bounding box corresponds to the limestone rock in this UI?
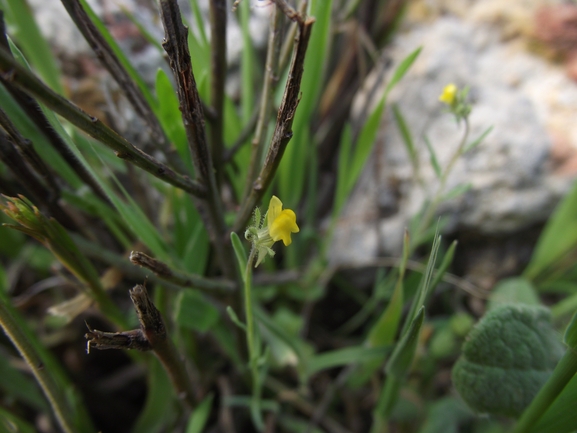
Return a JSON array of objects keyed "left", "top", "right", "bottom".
[{"left": 331, "top": 15, "right": 577, "bottom": 265}]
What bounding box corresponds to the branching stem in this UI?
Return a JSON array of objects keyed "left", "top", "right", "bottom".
[
  {"left": 209, "top": 0, "right": 227, "bottom": 185},
  {"left": 158, "top": 0, "right": 240, "bottom": 286},
  {"left": 60, "top": 0, "right": 179, "bottom": 169},
  {"left": 417, "top": 118, "right": 470, "bottom": 238},
  {"left": 130, "top": 250, "right": 235, "bottom": 292},
  {"left": 233, "top": 17, "right": 315, "bottom": 233},
  {"left": 242, "top": 4, "right": 283, "bottom": 202},
  {"left": 0, "top": 47, "right": 206, "bottom": 197}
]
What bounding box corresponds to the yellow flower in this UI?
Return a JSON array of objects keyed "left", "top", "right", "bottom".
[
  {"left": 267, "top": 196, "right": 299, "bottom": 246},
  {"left": 245, "top": 196, "right": 299, "bottom": 266},
  {"left": 439, "top": 83, "right": 457, "bottom": 105}
]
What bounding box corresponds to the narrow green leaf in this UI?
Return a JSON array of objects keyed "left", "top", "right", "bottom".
[
  {"left": 513, "top": 346, "right": 577, "bottom": 433},
  {"left": 346, "top": 98, "right": 385, "bottom": 195},
  {"left": 386, "top": 306, "right": 425, "bottom": 378},
  {"left": 186, "top": 9, "right": 211, "bottom": 102},
  {"left": 67, "top": 133, "right": 170, "bottom": 261},
  {"left": 231, "top": 232, "right": 248, "bottom": 274},
  {"left": 174, "top": 290, "right": 220, "bottom": 333},
  {"left": 384, "top": 47, "right": 422, "bottom": 97},
  {"left": 333, "top": 123, "right": 354, "bottom": 218},
  {"left": 368, "top": 233, "right": 410, "bottom": 347},
  {"left": 239, "top": 0, "right": 256, "bottom": 122},
  {"left": 0, "top": 296, "right": 96, "bottom": 433},
  {"left": 185, "top": 393, "right": 214, "bottom": 433},
  {"left": 348, "top": 235, "right": 410, "bottom": 387},
  {"left": 78, "top": 0, "right": 157, "bottom": 109},
  {"left": 226, "top": 306, "right": 247, "bottom": 331},
  {"left": 155, "top": 69, "right": 194, "bottom": 173},
  {"left": 254, "top": 307, "right": 304, "bottom": 365},
  {"left": 426, "top": 240, "right": 457, "bottom": 300},
  {"left": 120, "top": 6, "right": 163, "bottom": 51},
  {"left": 307, "top": 346, "right": 391, "bottom": 377},
  {"left": 563, "top": 310, "right": 577, "bottom": 348},
  {"left": 465, "top": 125, "right": 493, "bottom": 153},
  {"left": 0, "top": 353, "right": 47, "bottom": 411},
  {"left": 4, "top": 0, "right": 63, "bottom": 93},
  {"left": 189, "top": 0, "right": 209, "bottom": 47},
  {"left": 61, "top": 191, "right": 132, "bottom": 249},
  {"left": 550, "top": 292, "right": 577, "bottom": 319},
  {"left": 524, "top": 180, "right": 577, "bottom": 281},
  {"left": 343, "top": 49, "right": 420, "bottom": 201},
  {"left": 424, "top": 135, "right": 442, "bottom": 179},
  {"left": 44, "top": 109, "right": 170, "bottom": 262},
  {"left": 442, "top": 182, "right": 472, "bottom": 201},
  {"left": 0, "top": 55, "right": 82, "bottom": 188},
  {"left": 181, "top": 220, "right": 209, "bottom": 275},
  {"left": 368, "top": 278, "right": 403, "bottom": 348},
  {"left": 529, "top": 370, "right": 577, "bottom": 433},
  {"left": 170, "top": 187, "right": 208, "bottom": 272},
  {"left": 392, "top": 104, "right": 416, "bottom": 163},
  {"left": 131, "top": 358, "right": 176, "bottom": 433},
  {"left": 402, "top": 232, "right": 441, "bottom": 336}
]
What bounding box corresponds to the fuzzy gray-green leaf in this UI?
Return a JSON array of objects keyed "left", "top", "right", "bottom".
[{"left": 452, "top": 305, "right": 563, "bottom": 418}]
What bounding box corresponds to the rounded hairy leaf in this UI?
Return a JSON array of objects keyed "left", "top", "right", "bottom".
[{"left": 452, "top": 305, "right": 563, "bottom": 418}]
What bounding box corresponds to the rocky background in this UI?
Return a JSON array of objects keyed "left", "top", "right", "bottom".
[{"left": 334, "top": 0, "right": 577, "bottom": 295}]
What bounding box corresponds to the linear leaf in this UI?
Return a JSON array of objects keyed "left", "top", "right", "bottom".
[
  {"left": 4, "top": 0, "right": 62, "bottom": 93},
  {"left": 424, "top": 135, "right": 442, "bottom": 179},
  {"left": 78, "top": 0, "right": 156, "bottom": 109},
  {"left": 465, "top": 125, "right": 493, "bottom": 153},
  {"left": 307, "top": 346, "right": 391, "bottom": 377},
  {"left": 231, "top": 232, "right": 248, "bottom": 275},
  {"left": 524, "top": 180, "right": 577, "bottom": 281},
  {"left": 392, "top": 104, "right": 416, "bottom": 163},
  {"left": 185, "top": 393, "right": 214, "bottom": 433}
]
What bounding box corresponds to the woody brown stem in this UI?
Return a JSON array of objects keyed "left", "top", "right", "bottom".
[{"left": 86, "top": 284, "right": 198, "bottom": 409}]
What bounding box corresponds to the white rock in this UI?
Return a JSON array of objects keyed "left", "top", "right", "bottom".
[{"left": 331, "top": 16, "right": 577, "bottom": 265}]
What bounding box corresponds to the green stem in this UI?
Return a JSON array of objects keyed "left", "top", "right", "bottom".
[
  {"left": 417, "top": 118, "right": 470, "bottom": 242},
  {"left": 0, "top": 301, "right": 93, "bottom": 433},
  {"left": 513, "top": 347, "right": 577, "bottom": 433},
  {"left": 244, "top": 248, "right": 264, "bottom": 431}
]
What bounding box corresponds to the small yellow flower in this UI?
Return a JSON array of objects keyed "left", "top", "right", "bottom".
[
  {"left": 267, "top": 196, "right": 299, "bottom": 246},
  {"left": 439, "top": 83, "right": 458, "bottom": 105},
  {"left": 245, "top": 196, "right": 299, "bottom": 266}
]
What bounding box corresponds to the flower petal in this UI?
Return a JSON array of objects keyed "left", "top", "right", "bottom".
[
  {"left": 270, "top": 209, "right": 299, "bottom": 246},
  {"left": 439, "top": 83, "right": 457, "bottom": 105},
  {"left": 267, "top": 196, "right": 283, "bottom": 230}
]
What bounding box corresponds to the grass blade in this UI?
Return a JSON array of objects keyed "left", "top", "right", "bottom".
[{"left": 4, "top": 0, "right": 62, "bottom": 93}]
